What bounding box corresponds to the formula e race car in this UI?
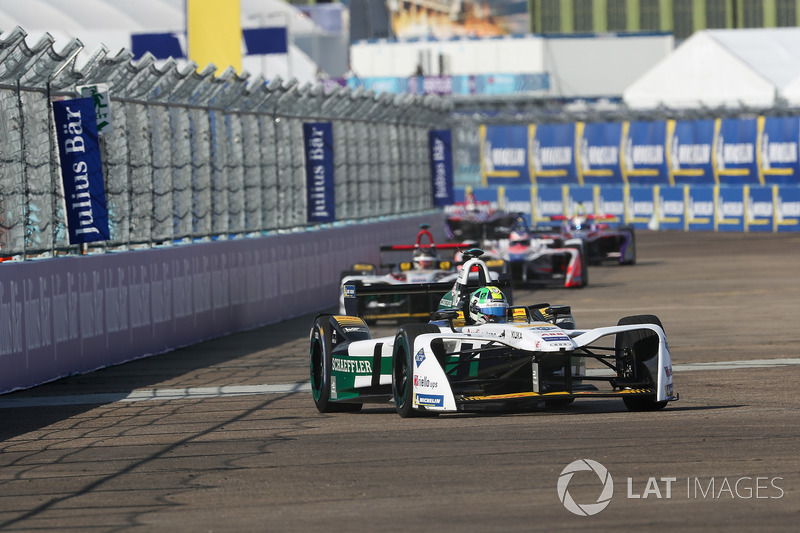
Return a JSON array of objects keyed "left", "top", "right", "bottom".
[
  {"left": 484, "top": 218, "right": 588, "bottom": 288},
  {"left": 551, "top": 214, "right": 636, "bottom": 265},
  {"left": 443, "top": 192, "right": 518, "bottom": 242},
  {"left": 338, "top": 224, "right": 488, "bottom": 322},
  {"left": 311, "top": 250, "right": 676, "bottom": 417}
]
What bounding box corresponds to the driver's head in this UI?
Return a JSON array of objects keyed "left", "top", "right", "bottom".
[
  {"left": 469, "top": 286, "right": 509, "bottom": 324},
  {"left": 413, "top": 249, "right": 437, "bottom": 270}
]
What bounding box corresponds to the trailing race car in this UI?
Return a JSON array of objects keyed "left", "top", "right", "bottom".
[
  {"left": 485, "top": 217, "right": 588, "bottom": 288},
  {"left": 338, "top": 224, "right": 483, "bottom": 322},
  {"left": 443, "top": 191, "right": 518, "bottom": 242},
  {"left": 551, "top": 214, "right": 636, "bottom": 265},
  {"left": 311, "top": 250, "right": 676, "bottom": 417}
]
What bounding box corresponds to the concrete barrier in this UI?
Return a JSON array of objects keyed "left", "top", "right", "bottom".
[{"left": 0, "top": 214, "right": 446, "bottom": 394}]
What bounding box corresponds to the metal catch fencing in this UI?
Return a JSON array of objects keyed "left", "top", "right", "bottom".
[{"left": 0, "top": 27, "right": 452, "bottom": 259}]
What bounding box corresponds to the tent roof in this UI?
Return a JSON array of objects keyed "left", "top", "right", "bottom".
[{"left": 623, "top": 27, "right": 800, "bottom": 109}]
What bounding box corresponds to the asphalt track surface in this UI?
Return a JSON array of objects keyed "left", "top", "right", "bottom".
[{"left": 1, "top": 231, "right": 799, "bottom": 532}]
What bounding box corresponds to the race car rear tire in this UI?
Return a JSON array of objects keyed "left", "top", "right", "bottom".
[
  {"left": 392, "top": 323, "right": 440, "bottom": 418},
  {"left": 310, "top": 317, "right": 363, "bottom": 413},
  {"left": 616, "top": 314, "right": 667, "bottom": 412}
]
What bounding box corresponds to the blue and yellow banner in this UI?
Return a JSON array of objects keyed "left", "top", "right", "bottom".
[
  {"left": 758, "top": 116, "right": 800, "bottom": 186},
  {"left": 667, "top": 119, "right": 716, "bottom": 186},
  {"left": 622, "top": 120, "right": 670, "bottom": 186},
  {"left": 714, "top": 117, "right": 760, "bottom": 186},
  {"left": 577, "top": 121, "right": 624, "bottom": 186},
  {"left": 480, "top": 125, "right": 530, "bottom": 185},
  {"left": 529, "top": 123, "right": 579, "bottom": 186},
  {"left": 53, "top": 98, "right": 109, "bottom": 244},
  {"left": 187, "top": 0, "right": 242, "bottom": 73}
]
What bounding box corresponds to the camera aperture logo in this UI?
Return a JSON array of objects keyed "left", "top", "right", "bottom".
[{"left": 557, "top": 459, "right": 614, "bottom": 516}]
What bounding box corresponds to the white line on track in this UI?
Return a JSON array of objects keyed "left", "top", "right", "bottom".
[{"left": 1, "top": 358, "right": 799, "bottom": 409}]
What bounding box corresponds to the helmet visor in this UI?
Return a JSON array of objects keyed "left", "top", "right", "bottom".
[{"left": 480, "top": 304, "right": 507, "bottom": 320}]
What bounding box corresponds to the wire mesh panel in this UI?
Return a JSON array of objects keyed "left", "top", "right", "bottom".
[{"left": 0, "top": 28, "right": 452, "bottom": 258}]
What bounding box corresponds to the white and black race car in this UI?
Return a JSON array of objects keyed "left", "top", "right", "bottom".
[{"left": 310, "top": 250, "right": 677, "bottom": 417}]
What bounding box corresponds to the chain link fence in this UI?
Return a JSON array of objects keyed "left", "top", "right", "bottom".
[{"left": 0, "top": 27, "right": 452, "bottom": 259}]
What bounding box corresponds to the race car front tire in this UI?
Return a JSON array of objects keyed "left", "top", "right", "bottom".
[
  {"left": 616, "top": 314, "right": 668, "bottom": 412},
  {"left": 310, "top": 316, "right": 363, "bottom": 413},
  {"left": 392, "top": 323, "right": 440, "bottom": 418}
]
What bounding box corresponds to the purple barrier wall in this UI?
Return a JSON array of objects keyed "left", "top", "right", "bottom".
[{"left": 0, "top": 214, "right": 446, "bottom": 394}]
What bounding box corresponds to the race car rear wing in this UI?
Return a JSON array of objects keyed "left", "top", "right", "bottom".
[{"left": 342, "top": 276, "right": 513, "bottom": 318}]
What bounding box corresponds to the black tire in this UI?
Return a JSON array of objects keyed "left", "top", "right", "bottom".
[
  {"left": 392, "top": 323, "right": 440, "bottom": 418},
  {"left": 616, "top": 315, "right": 667, "bottom": 411},
  {"left": 309, "top": 317, "right": 362, "bottom": 413}
]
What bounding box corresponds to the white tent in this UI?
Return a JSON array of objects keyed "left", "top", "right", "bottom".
[
  {"left": 623, "top": 28, "right": 800, "bottom": 109},
  {"left": 0, "top": 0, "right": 322, "bottom": 83}
]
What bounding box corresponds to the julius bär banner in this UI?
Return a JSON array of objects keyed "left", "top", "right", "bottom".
[
  {"left": 429, "top": 130, "right": 454, "bottom": 206},
  {"left": 303, "top": 122, "right": 335, "bottom": 224},
  {"left": 53, "top": 97, "right": 109, "bottom": 244}
]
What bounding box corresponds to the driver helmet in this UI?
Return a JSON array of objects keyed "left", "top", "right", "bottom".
[
  {"left": 469, "top": 286, "right": 509, "bottom": 325},
  {"left": 569, "top": 216, "right": 585, "bottom": 231},
  {"left": 413, "top": 248, "right": 437, "bottom": 270},
  {"left": 509, "top": 230, "right": 530, "bottom": 246}
]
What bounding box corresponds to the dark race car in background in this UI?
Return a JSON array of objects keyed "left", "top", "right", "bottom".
[
  {"left": 339, "top": 224, "right": 490, "bottom": 323},
  {"left": 482, "top": 217, "right": 588, "bottom": 288},
  {"left": 551, "top": 214, "right": 636, "bottom": 265}
]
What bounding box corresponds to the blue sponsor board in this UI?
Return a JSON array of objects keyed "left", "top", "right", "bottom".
[
  {"left": 565, "top": 186, "right": 594, "bottom": 217},
  {"left": 596, "top": 186, "right": 626, "bottom": 223},
  {"left": 623, "top": 120, "right": 670, "bottom": 186},
  {"left": 577, "top": 121, "right": 624, "bottom": 186},
  {"left": 533, "top": 186, "right": 565, "bottom": 223},
  {"left": 744, "top": 186, "right": 774, "bottom": 232},
  {"left": 303, "top": 122, "right": 335, "bottom": 223},
  {"left": 530, "top": 123, "right": 579, "bottom": 185},
  {"left": 626, "top": 187, "right": 655, "bottom": 229},
  {"left": 668, "top": 119, "right": 716, "bottom": 186},
  {"left": 654, "top": 186, "right": 685, "bottom": 231},
  {"left": 53, "top": 97, "right": 109, "bottom": 244},
  {"left": 481, "top": 125, "right": 530, "bottom": 185},
  {"left": 715, "top": 117, "right": 760, "bottom": 186},
  {"left": 429, "top": 130, "right": 454, "bottom": 206},
  {"left": 715, "top": 186, "right": 745, "bottom": 232},
  {"left": 503, "top": 185, "right": 533, "bottom": 225},
  {"left": 415, "top": 393, "right": 444, "bottom": 407},
  {"left": 775, "top": 186, "right": 800, "bottom": 232},
  {"left": 759, "top": 116, "right": 800, "bottom": 186},
  {"left": 685, "top": 186, "right": 715, "bottom": 231}
]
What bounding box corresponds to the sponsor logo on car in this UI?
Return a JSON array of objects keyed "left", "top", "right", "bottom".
[
  {"left": 414, "top": 375, "right": 438, "bottom": 389},
  {"left": 331, "top": 357, "right": 372, "bottom": 374},
  {"left": 343, "top": 285, "right": 356, "bottom": 299},
  {"left": 415, "top": 393, "right": 444, "bottom": 406},
  {"left": 542, "top": 332, "right": 571, "bottom": 342},
  {"left": 415, "top": 348, "right": 426, "bottom": 367},
  {"left": 664, "top": 365, "right": 673, "bottom": 378}
]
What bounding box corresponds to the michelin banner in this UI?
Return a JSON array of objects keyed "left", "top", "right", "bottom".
[
  {"left": 53, "top": 97, "right": 110, "bottom": 244},
  {"left": 758, "top": 116, "right": 800, "bottom": 186},
  {"left": 456, "top": 185, "right": 800, "bottom": 233},
  {"left": 303, "top": 122, "right": 335, "bottom": 224},
  {"left": 623, "top": 121, "right": 670, "bottom": 186},
  {"left": 667, "top": 119, "right": 716, "bottom": 186},
  {"left": 429, "top": 130, "right": 454, "bottom": 206},
  {"left": 480, "top": 125, "right": 529, "bottom": 185},
  {"left": 577, "top": 121, "right": 624, "bottom": 186},
  {"left": 715, "top": 117, "right": 760, "bottom": 186},
  {"left": 529, "top": 123, "right": 578, "bottom": 185}
]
